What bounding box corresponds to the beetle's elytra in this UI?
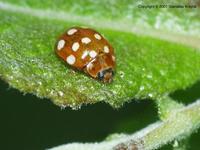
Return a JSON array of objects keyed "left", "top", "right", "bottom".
[{"left": 55, "top": 27, "right": 116, "bottom": 83}]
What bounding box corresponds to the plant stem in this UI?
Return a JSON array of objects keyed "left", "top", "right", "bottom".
[
  {"left": 49, "top": 99, "right": 200, "bottom": 150},
  {"left": 156, "top": 96, "right": 184, "bottom": 120}
]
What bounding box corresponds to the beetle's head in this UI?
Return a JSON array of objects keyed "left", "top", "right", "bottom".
[{"left": 85, "top": 54, "right": 115, "bottom": 83}]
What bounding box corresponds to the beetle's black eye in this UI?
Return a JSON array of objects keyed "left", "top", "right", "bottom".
[
  {"left": 97, "top": 68, "right": 114, "bottom": 82},
  {"left": 98, "top": 70, "right": 104, "bottom": 80}
]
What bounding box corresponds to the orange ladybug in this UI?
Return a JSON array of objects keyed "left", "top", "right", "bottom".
[{"left": 55, "top": 27, "right": 116, "bottom": 83}]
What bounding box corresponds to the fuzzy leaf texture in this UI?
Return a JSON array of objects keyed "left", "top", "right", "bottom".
[{"left": 0, "top": 0, "right": 200, "bottom": 108}]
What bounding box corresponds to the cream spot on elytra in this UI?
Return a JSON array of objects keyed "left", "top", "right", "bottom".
[
  {"left": 94, "top": 33, "right": 101, "bottom": 40},
  {"left": 72, "top": 42, "right": 79, "bottom": 51},
  {"left": 66, "top": 55, "right": 76, "bottom": 65},
  {"left": 67, "top": 28, "right": 77, "bottom": 35},
  {"left": 89, "top": 50, "right": 97, "bottom": 58},
  {"left": 81, "top": 50, "right": 89, "bottom": 59},
  {"left": 57, "top": 40, "right": 65, "bottom": 50},
  {"left": 81, "top": 37, "right": 91, "bottom": 44},
  {"left": 104, "top": 45, "right": 109, "bottom": 53}
]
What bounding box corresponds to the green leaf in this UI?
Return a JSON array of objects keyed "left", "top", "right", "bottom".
[
  {"left": 0, "top": 1, "right": 200, "bottom": 108},
  {"left": 1, "top": 0, "right": 200, "bottom": 40}
]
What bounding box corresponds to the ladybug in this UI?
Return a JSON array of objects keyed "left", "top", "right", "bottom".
[{"left": 55, "top": 27, "right": 116, "bottom": 83}]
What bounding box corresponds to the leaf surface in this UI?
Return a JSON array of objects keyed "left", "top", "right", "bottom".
[{"left": 0, "top": 1, "right": 200, "bottom": 108}]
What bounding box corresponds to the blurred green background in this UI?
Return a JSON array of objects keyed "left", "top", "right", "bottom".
[{"left": 1, "top": 79, "right": 200, "bottom": 150}]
